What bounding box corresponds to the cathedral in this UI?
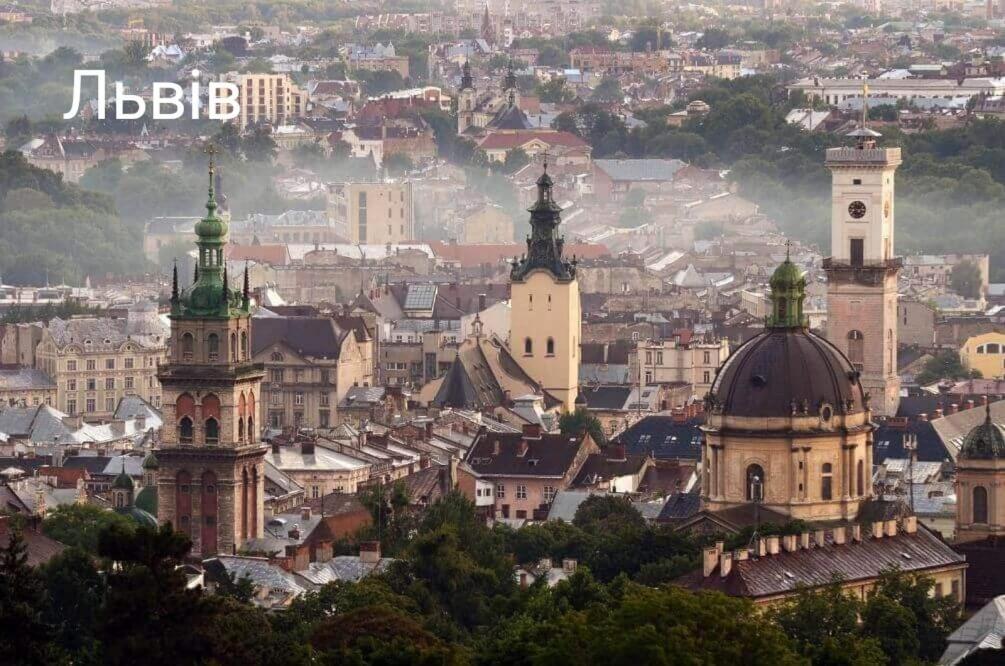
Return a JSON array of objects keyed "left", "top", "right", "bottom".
[
  {"left": 155, "top": 152, "right": 266, "bottom": 557},
  {"left": 427, "top": 163, "right": 581, "bottom": 414}
]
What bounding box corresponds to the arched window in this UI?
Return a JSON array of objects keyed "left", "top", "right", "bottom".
[
  {"left": 524, "top": 337, "right": 533, "bottom": 355},
  {"left": 847, "top": 330, "right": 864, "bottom": 370},
  {"left": 181, "top": 332, "right": 194, "bottom": 361},
  {"left": 205, "top": 417, "right": 219, "bottom": 444},
  {"left": 240, "top": 331, "right": 248, "bottom": 359},
  {"left": 238, "top": 417, "right": 245, "bottom": 442},
  {"left": 207, "top": 333, "right": 220, "bottom": 361},
  {"left": 821, "top": 463, "right": 833, "bottom": 500},
  {"left": 271, "top": 351, "right": 283, "bottom": 362},
  {"left": 247, "top": 416, "right": 255, "bottom": 441},
  {"left": 857, "top": 459, "right": 865, "bottom": 496},
  {"left": 988, "top": 344, "right": 1001, "bottom": 354},
  {"left": 230, "top": 333, "right": 237, "bottom": 361},
  {"left": 746, "top": 464, "right": 764, "bottom": 502},
  {"left": 179, "top": 416, "right": 194, "bottom": 444},
  {"left": 546, "top": 337, "right": 555, "bottom": 355},
  {"left": 973, "top": 486, "right": 989, "bottom": 524}
]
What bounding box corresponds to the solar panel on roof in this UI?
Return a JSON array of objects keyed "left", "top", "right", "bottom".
[{"left": 404, "top": 284, "right": 437, "bottom": 310}]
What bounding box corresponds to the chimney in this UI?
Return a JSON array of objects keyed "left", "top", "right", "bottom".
[
  {"left": 519, "top": 572, "right": 528, "bottom": 588},
  {"left": 934, "top": 407, "right": 944, "bottom": 419},
  {"left": 516, "top": 440, "right": 529, "bottom": 457},
  {"left": 884, "top": 519, "right": 898, "bottom": 537},
  {"left": 301, "top": 506, "right": 312, "bottom": 521},
  {"left": 903, "top": 515, "right": 918, "bottom": 534},
  {"left": 782, "top": 535, "right": 798, "bottom": 552},
  {"left": 918, "top": 413, "right": 928, "bottom": 422},
  {"left": 800, "top": 531, "right": 810, "bottom": 549},
  {"left": 425, "top": 421, "right": 433, "bottom": 440},
  {"left": 538, "top": 557, "right": 552, "bottom": 571},
  {"left": 288, "top": 524, "right": 301, "bottom": 540},
  {"left": 852, "top": 524, "right": 862, "bottom": 542},
  {"left": 702, "top": 545, "right": 718, "bottom": 577},
  {"left": 766, "top": 536, "right": 780, "bottom": 555},
  {"left": 719, "top": 551, "right": 733, "bottom": 578},
  {"left": 966, "top": 399, "right": 975, "bottom": 410},
  {"left": 756, "top": 538, "right": 767, "bottom": 558},
  {"left": 948, "top": 403, "right": 959, "bottom": 415},
  {"left": 814, "top": 529, "right": 826, "bottom": 548},
  {"left": 478, "top": 293, "right": 486, "bottom": 311},
  {"left": 872, "top": 521, "right": 884, "bottom": 539},
  {"left": 834, "top": 526, "right": 847, "bottom": 545},
  {"left": 300, "top": 437, "right": 315, "bottom": 456},
  {"left": 359, "top": 540, "right": 381, "bottom": 564},
  {"left": 110, "top": 419, "right": 126, "bottom": 436},
  {"left": 521, "top": 423, "right": 542, "bottom": 439},
  {"left": 562, "top": 558, "right": 577, "bottom": 573},
  {"left": 734, "top": 548, "right": 749, "bottom": 561},
  {"left": 271, "top": 440, "right": 280, "bottom": 454},
  {"left": 606, "top": 443, "right": 627, "bottom": 461},
  {"left": 981, "top": 395, "right": 989, "bottom": 406}
]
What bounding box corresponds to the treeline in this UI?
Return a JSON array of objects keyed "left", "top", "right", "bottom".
[{"left": 3, "top": 492, "right": 964, "bottom": 665}]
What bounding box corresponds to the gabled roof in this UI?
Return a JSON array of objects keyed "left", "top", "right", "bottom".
[
  {"left": 613, "top": 415, "right": 704, "bottom": 460},
  {"left": 477, "top": 130, "right": 589, "bottom": 151},
  {"left": 593, "top": 158, "right": 686, "bottom": 182},
  {"left": 940, "top": 595, "right": 1005, "bottom": 664},
  {"left": 465, "top": 430, "right": 594, "bottom": 478}
]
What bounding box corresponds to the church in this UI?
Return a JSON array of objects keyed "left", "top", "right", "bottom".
[{"left": 425, "top": 162, "right": 582, "bottom": 417}]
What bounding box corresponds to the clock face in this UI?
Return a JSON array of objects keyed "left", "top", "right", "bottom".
[{"left": 848, "top": 200, "right": 867, "bottom": 219}]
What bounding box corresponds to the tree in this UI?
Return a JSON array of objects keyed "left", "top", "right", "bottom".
[
  {"left": 0, "top": 528, "right": 57, "bottom": 665},
  {"left": 559, "top": 407, "right": 607, "bottom": 446},
  {"left": 501, "top": 147, "right": 530, "bottom": 174},
  {"left": 384, "top": 153, "right": 415, "bottom": 177},
  {"left": 951, "top": 260, "right": 983, "bottom": 299},
  {"left": 573, "top": 495, "right": 645, "bottom": 532},
  {"left": 770, "top": 582, "right": 886, "bottom": 665},
  {"left": 536, "top": 78, "right": 574, "bottom": 104},
  {"left": 697, "top": 28, "right": 732, "bottom": 50},
  {"left": 864, "top": 569, "right": 961, "bottom": 663},
  {"left": 310, "top": 605, "right": 464, "bottom": 664},
  {"left": 242, "top": 127, "right": 278, "bottom": 163},
  {"left": 40, "top": 548, "right": 104, "bottom": 657},
  {"left": 591, "top": 76, "right": 622, "bottom": 103},
  {"left": 121, "top": 40, "right": 149, "bottom": 71},
  {"left": 42, "top": 504, "right": 137, "bottom": 555},
  {"left": 916, "top": 350, "right": 980, "bottom": 385}
]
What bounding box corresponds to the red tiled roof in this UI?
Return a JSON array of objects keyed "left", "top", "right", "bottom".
[
  {"left": 37, "top": 466, "right": 87, "bottom": 488},
  {"left": 227, "top": 244, "right": 291, "bottom": 266},
  {"left": 477, "top": 131, "right": 589, "bottom": 151},
  {"left": 429, "top": 242, "right": 609, "bottom": 268}
]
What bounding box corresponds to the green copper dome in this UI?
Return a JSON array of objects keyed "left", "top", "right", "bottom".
[
  {"left": 142, "top": 451, "right": 159, "bottom": 469},
  {"left": 113, "top": 469, "right": 134, "bottom": 490},
  {"left": 766, "top": 245, "right": 808, "bottom": 329},
  {"left": 170, "top": 146, "right": 251, "bottom": 321},
  {"left": 960, "top": 404, "right": 1005, "bottom": 459}
]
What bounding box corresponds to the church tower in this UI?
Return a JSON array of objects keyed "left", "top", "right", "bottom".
[
  {"left": 156, "top": 149, "right": 265, "bottom": 556},
  {"left": 824, "top": 121, "right": 902, "bottom": 417},
  {"left": 955, "top": 402, "right": 1005, "bottom": 544},
  {"left": 509, "top": 163, "right": 581, "bottom": 412},
  {"left": 457, "top": 60, "right": 476, "bottom": 135}
]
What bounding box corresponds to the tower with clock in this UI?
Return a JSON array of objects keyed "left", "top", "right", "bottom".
[{"left": 823, "top": 115, "right": 903, "bottom": 417}]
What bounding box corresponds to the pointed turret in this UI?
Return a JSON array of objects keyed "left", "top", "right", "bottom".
[
  {"left": 766, "top": 242, "right": 808, "bottom": 329},
  {"left": 461, "top": 60, "right": 474, "bottom": 90},
  {"left": 510, "top": 159, "right": 575, "bottom": 283}
]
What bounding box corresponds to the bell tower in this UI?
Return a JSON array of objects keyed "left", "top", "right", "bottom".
[
  {"left": 824, "top": 93, "right": 902, "bottom": 417},
  {"left": 156, "top": 147, "right": 265, "bottom": 556},
  {"left": 509, "top": 161, "right": 580, "bottom": 411},
  {"left": 458, "top": 60, "right": 476, "bottom": 134}
]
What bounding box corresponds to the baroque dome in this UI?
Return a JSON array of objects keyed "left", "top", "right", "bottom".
[
  {"left": 960, "top": 404, "right": 1005, "bottom": 459},
  {"left": 708, "top": 252, "right": 866, "bottom": 419}
]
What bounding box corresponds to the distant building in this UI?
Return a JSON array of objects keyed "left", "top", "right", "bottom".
[
  {"left": 960, "top": 332, "right": 1005, "bottom": 380},
  {"left": 346, "top": 182, "right": 414, "bottom": 244},
  {"left": 221, "top": 73, "right": 308, "bottom": 129},
  {"left": 35, "top": 303, "right": 169, "bottom": 418},
  {"left": 0, "top": 367, "right": 56, "bottom": 408}
]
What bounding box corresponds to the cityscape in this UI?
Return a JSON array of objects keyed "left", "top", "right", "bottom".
[{"left": 1, "top": 0, "right": 1005, "bottom": 663}]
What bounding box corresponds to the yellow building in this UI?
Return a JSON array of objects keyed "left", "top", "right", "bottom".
[
  {"left": 508, "top": 165, "right": 580, "bottom": 412},
  {"left": 960, "top": 332, "right": 1005, "bottom": 379},
  {"left": 346, "top": 182, "right": 414, "bottom": 244},
  {"left": 225, "top": 73, "right": 308, "bottom": 129},
  {"left": 35, "top": 304, "right": 169, "bottom": 419}
]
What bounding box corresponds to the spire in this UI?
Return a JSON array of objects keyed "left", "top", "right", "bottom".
[
  {"left": 171, "top": 260, "right": 179, "bottom": 306},
  {"left": 766, "top": 250, "right": 808, "bottom": 329},
  {"left": 511, "top": 157, "right": 574, "bottom": 283},
  {"left": 504, "top": 58, "right": 517, "bottom": 93},
  {"left": 461, "top": 59, "right": 473, "bottom": 90},
  {"left": 243, "top": 261, "right": 250, "bottom": 308},
  {"left": 206, "top": 143, "right": 217, "bottom": 211}
]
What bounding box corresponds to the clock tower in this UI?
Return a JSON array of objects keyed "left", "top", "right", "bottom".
[
  {"left": 156, "top": 149, "right": 265, "bottom": 556},
  {"left": 824, "top": 124, "right": 902, "bottom": 417}
]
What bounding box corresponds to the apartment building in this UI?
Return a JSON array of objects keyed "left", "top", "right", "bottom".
[
  {"left": 346, "top": 182, "right": 414, "bottom": 244},
  {"left": 630, "top": 333, "right": 730, "bottom": 398},
  {"left": 251, "top": 315, "right": 375, "bottom": 430},
  {"left": 35, "top": 304, "right": 169, "bottom": 419},
  {"left": 224, "top": 73, "right": 308, "bottom": 129}
]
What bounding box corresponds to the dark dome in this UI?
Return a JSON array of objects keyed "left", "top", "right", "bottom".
[
  {"left": 710, "top": 328, "right": 865, "bottom": 418},
  {"left": 960, "top": 408, "right": 1005, "bottom": 459}
]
